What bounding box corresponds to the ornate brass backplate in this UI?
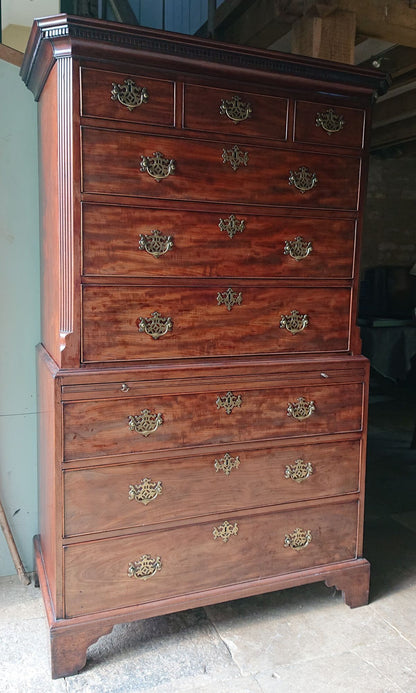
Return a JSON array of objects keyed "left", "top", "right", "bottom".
[
  {"left": 218, "top": 214, "right": 246, "bottom": 239},
  {"left": 216, "top": 391, "right": 243, "bottom": 415},
  {"left": 289, "top": 166, "right": 318, "bottom": 193},
  {"left": 316, "top": 108, "right": 345, "bottom": 134},
  {"left": 139, "top": 229, "right": 174, "bottom": 258},
  {"left": 111, "top": 78, "right": 149, "bottom": 111},
  {"left": 214, "top": 453, "right": 241, "bottom": 476},
  {"left": 284, "top": 459, "right": 313, "bottom": 483},
  {"left": 137, "top": 311, "right": 173, "bottom": 339},
  {"left": 222, "top": 145, "right": 249, "bottom": 171},
  {"left": 219, "top": 95, "right": 252, "bottom": 124},
  {"left": 280, "top": 309, "right": 309, "bottom": 334},
  {"left": 284, "top": 528, "right": 312, "bottom": 550},
  {"left": 213, "top": 520, "right": 239, "bottom": 542},
  {"left": 217, "top": 287, "right": 243, "bottom": 311},
  {"left": 129, "top": 478, "right": 163, "bottom": 504},
  {"left": 128, "top": 554, "right": 162, "bottom": 580},
  {"left": 140, "top": 151, "right": 176, "bottom": 181},
  {"left": 284, "top": 236, "right": 313, "bottom": 261},
  {"left": 128, "top": 410, "right": 163, "bottom": 437},
  {"left": 287, "top": 397, "right": 315, "bottom": 421}
]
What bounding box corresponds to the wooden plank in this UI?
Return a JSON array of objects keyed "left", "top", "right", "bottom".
[
  {"left": 292, "top": 10, "right": 356, "bottom": 63},
  {"left": 0, "top": 43, "right": 24, "bottom": 67}
]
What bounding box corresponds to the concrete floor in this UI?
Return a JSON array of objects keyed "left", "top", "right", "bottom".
[{"left": 1, "top": 373, "right": 416, "bottom": 692}]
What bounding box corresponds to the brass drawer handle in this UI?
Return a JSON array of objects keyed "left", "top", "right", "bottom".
[
  {"left": 129, "top": 478, "right": 163, "bottom": 505},
  {"left": 316, "top": 108, "right": 345, "bottom": 134},
  {"left": 140, "top": 151, "right": 175, "bottom": 182},
  {"left": 284, "top": 528, "right": 312, "bottom": 551},
  {"left": 218, "top": 214, "right": 246, "bottom": 239},
  {"left": 128, "top": 554, "right": 162, "bottom": 580},
  {"left": 289, "top": 166, "right": 318, "bottom": 193},
  {"left": 284, "top": 236, "right": 313, "bottom": 261},
  {"left": 217, "top": 287, "right": 242, "bottom": 311},
  {"left": 128, "top": 410, "right": 163, "bottom": 437},
  {"left": 137, "top": 311, "right": 173, "bottom": 340},
  {"left": 219, "top": 95, "right": 252, "bottom": 124},
  {"left": 285, "top": 459, "right": 313, "bottom": 483},
  {"left": 216, "top": 391, "right": 242, "bottom": 415},
  {"left": 280, "top": 309, "right": 309, "bottom": 335},
  {"left": 287, "top": 397, "right": 315, "bottom": 421},
  {"left": 213, "top": 520, "right": 239, "bottom": 542},
  {"left": 111, "top": 78, "right": 149, "bottom": 111},
  {"left": 214, "top": 453, "right": 241, "bottom": 476},
  {"left": 139, "top": 229, "right": 174, "bottom": 258},
  {"left": 222, "top": 145, "right": 249, "bottom": 171}
]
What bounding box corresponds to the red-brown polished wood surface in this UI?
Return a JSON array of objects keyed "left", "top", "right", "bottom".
[
  {"left": 81, "top": 67, "right": 175, "bottom": 126},
  {"left": 183, "top": 83, "right": 288, "bottom": 140},
  {"left": 63, "top": 380, "right": 364, "bottom": 461},
  {"left": 82, "top": 203, "right": 356, "bottom": 279},
  {"left": 81, "top": 285, "right": 351, "bottom": 362},
  {"left": 63, "top": 438, "right": 361, "bottom": 536},
  {"left": 294, "top": 100, "right": 365, "bottom": 149},
  {"left": 64, "top": 500, "right": 359, "bottom": 617},
  {"left": 81, "top": 127, "right": 361, "bottom": 209}
]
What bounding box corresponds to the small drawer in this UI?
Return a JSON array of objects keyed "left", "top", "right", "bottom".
[
  {"left": 80, "top": 67, "right": 175, "bottom": 127},
  {"left": 183, "top": 83, "right": 288, "bottom": 141},
  {"left": 294, "top": 101, "right": 365, "bottom": 149},
  {"left": 63, "top": 500, "right": 358, "bottom": 617},
  {"left": 81, "top": 126, "right": 361, "bottom": 210},
  {"left": 82, "top": 202, "right": 356, "bottom": 280},
  {"left": 63, "top": 439, "right": 361, "bottom": 536},
  {"left": 81, "top": 285, "right": 351, "bottom": 363},
  {"left": 63, "top": 380, "right": 364, "bottom": 461}
]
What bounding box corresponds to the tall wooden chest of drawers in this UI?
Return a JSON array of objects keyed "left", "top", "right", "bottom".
[{"left": 21, "top": 14, "right": 388, "bottom": 678}]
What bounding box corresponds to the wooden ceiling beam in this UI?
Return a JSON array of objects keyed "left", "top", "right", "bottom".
[{"left": 214, "top": 0, "right": 416, "bottom": 50}]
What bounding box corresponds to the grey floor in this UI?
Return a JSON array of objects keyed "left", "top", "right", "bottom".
[{"left": 1, "top": 373, "right": 416, "bottom": 692}]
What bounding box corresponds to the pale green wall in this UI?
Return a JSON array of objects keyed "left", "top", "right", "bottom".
[{"left": 0, "top": 58, "right": 40, "bottom": 576}]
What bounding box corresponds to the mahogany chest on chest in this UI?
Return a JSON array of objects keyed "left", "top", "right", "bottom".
[{"left": 21, "top": 14, "right": 388, "bottom": 678}]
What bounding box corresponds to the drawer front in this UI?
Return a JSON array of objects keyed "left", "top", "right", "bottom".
[
  {"left": 63, "top": 381, "right": 363, "bottom": 461},
  {"left": 183, "top": 84, "right": 288, "bottom": 141},
  {"left": 81, "top": 68, "right": 175, "bottom": 126},
  {"left": 82, "top": 203, "right": 355, "bottom": 279},
  {"left": 294, "top": 101, "right": 365, "bottom": 149},
  {"left": 82, "top": 286, "right": 351, "bottom": 363},
  {"left": 81, "top": 127, "right": 361, "bottom": 210},
  {"left": 64, "top": 500, "right": 358, "bottom": 617},
  {"left": 63, "top": 439, "right": 361, "bottom": 536}
]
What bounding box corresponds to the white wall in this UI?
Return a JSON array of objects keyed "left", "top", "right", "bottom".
[
  {"left": 0, "top": 58, "right": 40, "bottom": 576},
  {"left": 2, "top": 0, "right": 59, "bottom": 29}
]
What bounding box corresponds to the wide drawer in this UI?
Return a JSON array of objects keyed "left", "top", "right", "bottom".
[
  {"left": 82, "top": 285, "right": 351, "bottom": 363},
  {"left": 294, "top": 100, "right": 365, "bottom": 149},
  {"left": 82, "top": 202, "right": 356, "bottom": 279},
  {"left": 63, "top": 500, "right": 358, "bottom": 617},
  {"left": 63, "top": 439, "right": 361, "bottom": 536},
  {"left": 80, "top": 67, "right": 175, "bottom": 127},
  {"left": 183, "top": 83, "right": 288, "bottom": 141},
  {"left": 63, "top": 380, "right": 364, "bottom": 461},
  {"left": 81, "top": 127, "right": 361, "bottom": 210}
]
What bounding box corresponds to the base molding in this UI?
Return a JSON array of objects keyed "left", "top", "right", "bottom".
[{"left": 34, "top": 536, "right": 370, "bottom": 679}]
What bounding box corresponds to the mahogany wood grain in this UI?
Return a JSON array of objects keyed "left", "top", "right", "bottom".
[
  {"left": 81, "top": 285, "right": 351, "bottom": 362},
  {"left": 183, "top": 83, "right": 288, "bottom": 140},
  {"left": 81, "top": 127, "right": 361, "bottom": 210},
  {"left": 62, "top": 380, "right": 364, "bottom": 461},
  {"left": 294, "top": 100, "right": 365, "bottom": 149},
  {"left": 82, "top": 203, "right": 356, "bottom": 279},
  {"left": 63, "top": 439, "right": 361, "bottom": 536},
  {"left": 64, "top": 500, "right": 358, "bottom": 617},
  {"left": 81, "top": 67, "right": 175, "bottom": 126}
]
